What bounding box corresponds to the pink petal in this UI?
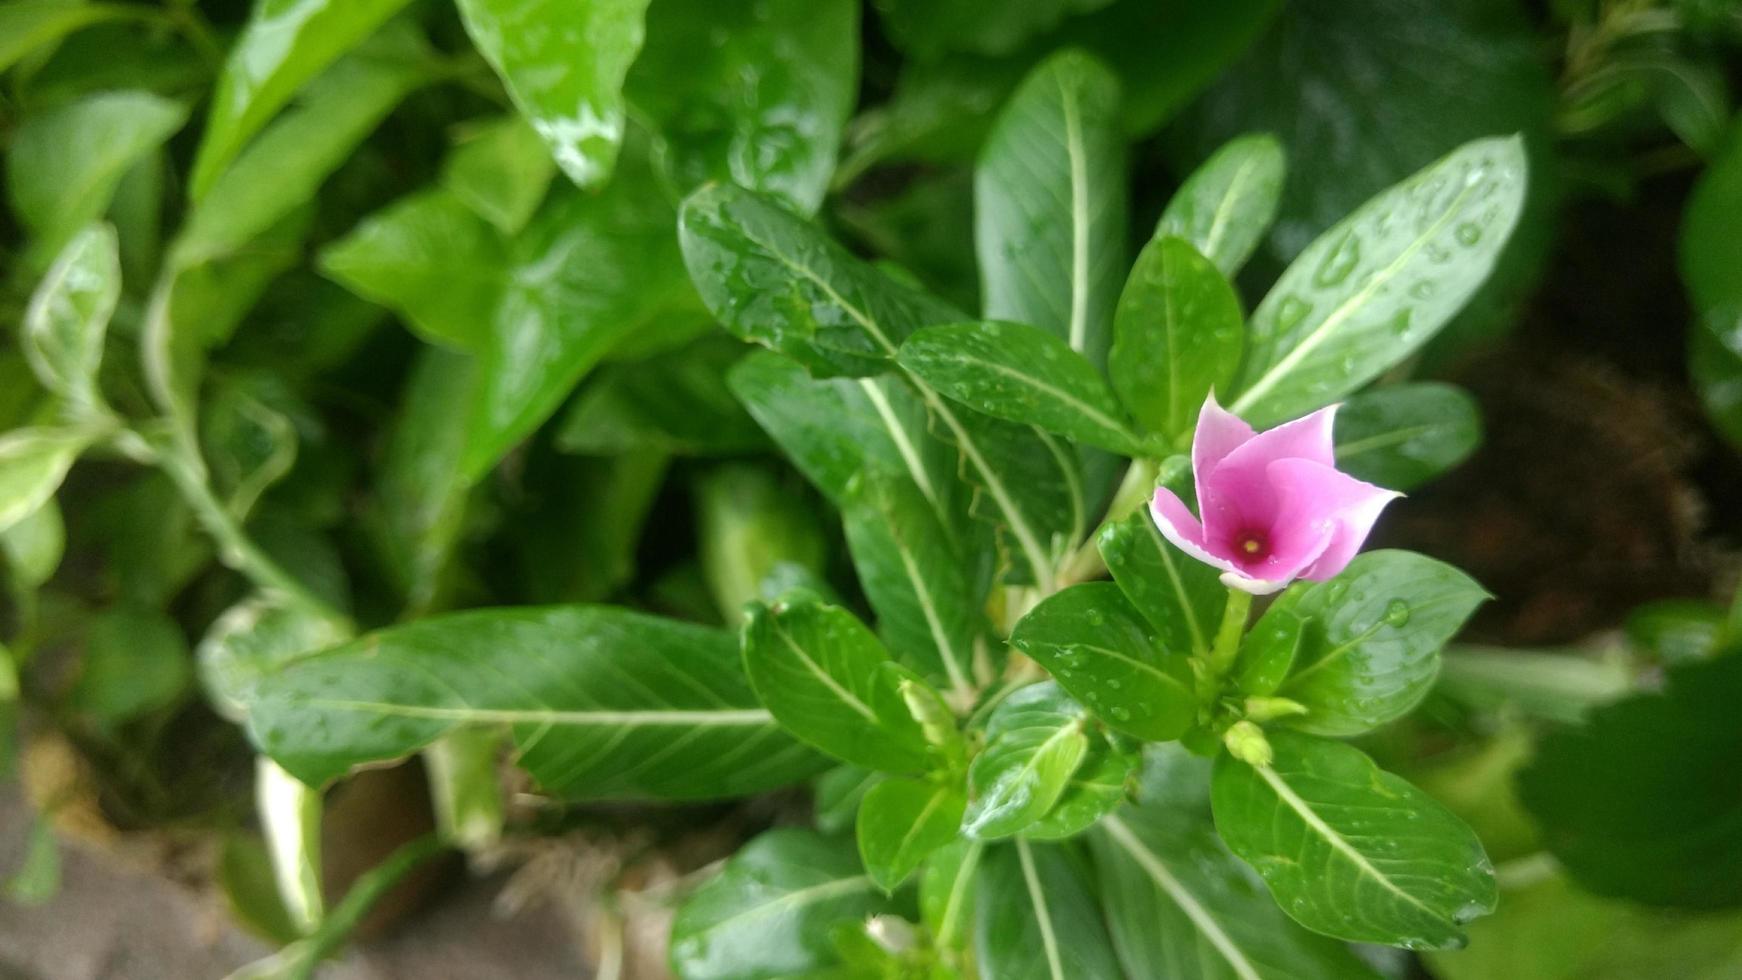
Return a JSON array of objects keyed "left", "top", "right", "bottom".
[
  {"left": 1149, "top": 488, "right": 1239, "bottom": 577},
  {"left": 1216, "top": 403, "right": 1339, "bottom": 475},
  {"left": 1192, "top": 393, "right": 1255, "bottom": 506},
  {"left": 1196, "top": 403, "right": 1340, "bottom": 547},
  {"left": 1265, "top": 458, "right": 1401, "bottom": 581}
]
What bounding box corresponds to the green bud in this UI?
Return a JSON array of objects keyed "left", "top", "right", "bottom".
[
  {"left": 1223, "top": 720, "right": 1274, "bottom": 767},
  {"left": 1243, "top": 695, "right": 1309, "bottom": 723}
]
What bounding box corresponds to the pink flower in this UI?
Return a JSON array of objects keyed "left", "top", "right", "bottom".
[{"left": 1150, "top": 396, "right": 1400, "bottom": 595}]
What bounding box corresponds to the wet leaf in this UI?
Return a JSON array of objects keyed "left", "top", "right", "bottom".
[
  {"left": 455, "top": 0, "right": 650, "bottom": 188},
  {"left": 1211, "top": 731, "right": 1496, "bottom": 949}
]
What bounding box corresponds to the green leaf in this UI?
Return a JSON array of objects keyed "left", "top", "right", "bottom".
[
  {"left": 743, "top": 596, "right": 932, "bottom": 773},
  {"left": 696, "top": 464, "right": 827, "bottom": 619},
  {"left": 671, "top": 828, "right": 890, "bottom": 980},
  {"left": 628, "top": 0, "right": 858, "bottom": 214},
  {"left": 239, "top": 606, "right": 825, "bottom": 798},
  {"left": 201, "top": 379, "right": 299, "bottom": 521},
  {"left": 425, "top": 727, "right": 506, "bottom": 849},
  {"left": 555, "top": 338, "right": 765, "bottom": 457},
  {"left": 1021, "top": 730, "right": 1137, "bottom": 840},
  {"left": 840, "top": 474, "right": 984, "bottom": 701},
  {"left": 199, "top": 594, "right": 351, "bottom": 724},
  {"left": 1154, "top": 132, "right": 1287, "bottom": 277},
  {"left": 189, "top": 0, "right": 413, "bottom": 197},
  {"left": 369, "top": 349, "right": 475, "bottom": 613},
  {"left": 1234, "top": 603, "right": 1303, "bottom": 697},
  {"left": 512, "top": 451, "right": 670, "bottom": 605},
  {"left": 921, "top": 838, "right": 982, "bottom": 955},
  {"left": 850, "top": 1, "right": 1277, "bottom": 171},
  {"left": 6, "top": 90, "right": 186, "bottom": 263},
  {"left": 455, "top": 0, "right": 650, "bottom": 188},
  {"left": 856, "top": 777, "right": 967, "bottom": 892},
  {"left": 1094, "top": 808, "right": 1380, "bottom": 980},
  {"left": 975, "top": 838, "right": 1123, "bottom": 980},
  {"left": 729, "top": 352, "right": 996, "bottom": 597},
  {"left": 729, "top": 351, "right": 952, "bottom": 512},
  {"left": 1211, "top": 731, "right": 1496, "bottom": 949},
  {"left": 0, "top": 427, "right": 93, "bottom": 535},
  {"left": 816, "top": 765, "right": 883, "bottom": 836},
  {"left": 217, "top": 833, "right": 303, "bottom": 945},
  {"left": 440, "top": 115, "right": 557, "bottom": 235},
  {"left": 1010, "top": 582, "right": 1196, "bottom": 742},
  {"left": 463, "top": 161, "right": 697, "bottom": 479},
  {"left": 1109, "top": 236, "right": 1244, "bottom": 440},
  {"left": 0, "top": 0, "right": 123, "bottom": 74},
  {"left": 900, "top": 321, "right": 1143, "bottom": 455},
  {"left": 1690, "top": 328, "right": 1742, "bottom": 447},
  {"left": 962, "top": 682, "right": 1090, "bottom": 839},
  {"left": 68, "top": 607, "right": 192, "bottom": 728},
  {"left": 1682, "top": 122, "right": 1742, "bottom": 445},
  {"left": 144, "top": 210, "right": 311, "bottom": 439},
  {"left": 875, "top": 0, "right": 1115, "bottom": 59},
  {"left": 1517, "top": 652, "right": 1742, "bottom": 910},
  {"left": 254, "top": 756, "right": 324, "bottom": 933},
  {"left": 1333, "top": 383, "right": 1481, "bottom": 491},
  {"left": 686, "top": 185, "right": 1078, "bottom": 588},
  {"left": 1096, "top": 501, "right": 1224, "bottom": 660},
  {"left": 975, "top": 50, "right": 1126, "bottom": 367},
  {"left": 218, "top": 834, "right": 303, "bottom": 945},
  {"left": 1230, "top": 136, "right": 1529, "bottom": 427},
  {"left": 319, "top": 188, "right": 505, "bottom": 351},
  {"left": 176, "top": 30, "right": 433, "bottom": 266},
  {"left": 1, "top": 497, "right": 63, "bottom": 590},
  {"left": 1177, "top": 0, "right": 1553, "bottom": 352},
  {"left": 680, "top": 182, "right": 962, "bottom": 376},
  {"left": 24, "top": 223, "right": 119, "bottom": 414},
  {"left": 1277, "top": 550, "right": 1486, "bottom": 736}
]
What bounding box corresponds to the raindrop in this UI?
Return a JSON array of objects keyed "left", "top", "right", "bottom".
[
  {"left": 1110, "top": 706, "right": 1131, "bottom": 722},
  {"left": 1383, "top": 599, "right": 1411, "bottom": 627},
  {"left": 1454, "top": 222, "right": 1482, "bottom": 246},
  {"left": 1313, "top": 232, "right": 1361, "bottom": 288}
]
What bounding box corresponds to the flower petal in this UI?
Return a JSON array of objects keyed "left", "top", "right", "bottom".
[
  {"left": 1150, "top": 488, "right": 1240, "bottom": 576},
  {"left": 1266, "top": 458, "right": 1401, "bottom": 581},
  {"left": 1217, "top": 403, "right": 1339, "bottom": 475},
  {"left": 1192, "top": 392, "right": 1255, "bottom": 505}
]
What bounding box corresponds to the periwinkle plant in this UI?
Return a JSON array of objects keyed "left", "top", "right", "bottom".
[{"left": 8, "top": 27, "right": 1520, "bottom": 979}]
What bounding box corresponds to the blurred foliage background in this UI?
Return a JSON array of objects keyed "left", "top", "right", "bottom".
[{"left": 2, "top": 0, "right": 1742, "bottom": 977}]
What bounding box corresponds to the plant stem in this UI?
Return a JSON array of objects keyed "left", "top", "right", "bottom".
[
  {"left": 1206, "top": 588, "right": 1253, "bottom": 682},
  {"left": 285, "top": 834, "right": 447, "bottom": 980},
  {"left": 1056, "top": 457, "right": 1158, "bottom": 587},
  {"left": 156, "top": 443, "right": 349, "bottom": 631}
]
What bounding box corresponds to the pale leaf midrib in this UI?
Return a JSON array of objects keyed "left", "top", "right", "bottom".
[
  {"left": 734, "top": 218, "right": 1055, "bottom": 588},
  {"left": 1234, "top": 174, "right": 1488, "bottom": 414},
  {"left": 292, "top": 699, "right": 774, "bottom": 727},
  {"left": 929, "top": 347, "right": 1130, "bottom": 441},
  {"left": 1256, "top": 765, "right": 1445, "bottom": 920},
  {"left": 694, "top": 874, "right": 875, "bottom": 938},
  {"left": 774, "top": 624, "right": 880, "bottom": 724},
  {"left": 1016, "top": 839, "right": 1068, "bottom": 980},
  {"left": 1060, "top": 75, "right": 1091, "bottom": 355},
  {"left": 1102, "top": 816, "right": 1262, "bottom": 980}
]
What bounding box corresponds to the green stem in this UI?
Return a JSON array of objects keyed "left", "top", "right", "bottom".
[
  {"left": 1056, "top": 457, "right": 1159, "bottom": 587},
  {"left": 286, "top": 834, "right": 447, "bottom": 980},
  {"left": 156, "top": 445, "right": 349, "bottom": 631},
  {"left": 1206, "top": 588, "right": 1253, "bottom": 682}
]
